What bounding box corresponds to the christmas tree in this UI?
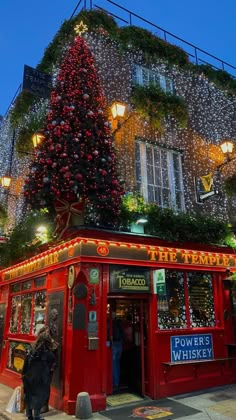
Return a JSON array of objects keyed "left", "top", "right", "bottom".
[{"left": 24, "top": 24, "right": 124, "bottom": 229}]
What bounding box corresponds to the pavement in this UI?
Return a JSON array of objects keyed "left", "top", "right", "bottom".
[{"left": 1, "top": 383, "right": 236, "bottom": 419}]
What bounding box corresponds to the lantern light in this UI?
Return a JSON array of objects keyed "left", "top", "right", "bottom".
[
  {"left": 32, "top": 132, "right": 45, "bottom": 148},
  {"left": 1, "top": 175, "right": 12, "bottom": 188},
  {"left": 220, "top": 140, "right": 234, "bottom": 155},
  {"left": 111, "top": 102, "right": 126, "bottom": 119}
]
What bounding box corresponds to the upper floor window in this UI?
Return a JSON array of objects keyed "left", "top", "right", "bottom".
[
  {"left": 135, "top": 140, "right": 184, "bottom": 211},
  {"left": 132, "top": 64, "right": 175, "bottom": 94}
]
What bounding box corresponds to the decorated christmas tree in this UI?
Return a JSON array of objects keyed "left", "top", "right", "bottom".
[{"left": 24, "top": 23, "right": 124, "bottom": 232}]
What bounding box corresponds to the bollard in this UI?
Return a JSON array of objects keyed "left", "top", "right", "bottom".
[{"left": 75, "top": 391, "right": 92, "bottom": 419}]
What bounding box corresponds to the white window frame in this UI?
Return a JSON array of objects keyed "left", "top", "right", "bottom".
[
  {"left": 135, "top": 141, "right": 185, "bottom": 211},
  {"left": 132, "top": 64, "right": 175, "bottom": 94}
]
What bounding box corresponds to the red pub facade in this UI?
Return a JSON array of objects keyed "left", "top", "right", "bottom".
[{"left": 0, "top": 228, "right": 236, "bottom": 414}]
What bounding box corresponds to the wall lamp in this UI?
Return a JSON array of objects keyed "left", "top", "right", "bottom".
[
  {"left": 0, "top": 131, "right": 44, "bottom": 189},
  {"left": 110, "top": 101, "right": 133, "bottom": 134},
  {"left": 32, "top": 131, "right": 45, "bottom": 148},
  {"left": 217, "top": 140, "right": 236, "bottom": 171},
  {"left": 111, "top": 102, "right": 126, "bottom": 119}
]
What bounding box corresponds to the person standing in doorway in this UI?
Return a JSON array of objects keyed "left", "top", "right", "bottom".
[
  {"left": 22, "top": 330, "right": 56, "bottom": 420},
  {"left": 112, "top": 314, "right": 124, "bottom": 391}
]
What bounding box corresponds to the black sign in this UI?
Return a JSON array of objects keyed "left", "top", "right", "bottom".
[
  {"left": 194, "top": 174, "right": 218, "bottom": 203},
  {"left": 110, "top": 265, "right": 150, "bottom": 293},
  {"left": 22, "top": 65, "right": 52, "bottom": 98}
]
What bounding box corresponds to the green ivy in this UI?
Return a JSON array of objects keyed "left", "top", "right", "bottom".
[
  {"left": 0, "top": 209, "right": 55, "bottom": 267},
  {"left": 117, "top": 26, "right": 189, "bottom": 66},
  {"left": 0, "top": 204, "right": 8, "bottom": 228},
  {"left": 119, "top": 196, "right": 230, "bottom": 246},
  {"left": 131, "top": 84, "right": 188, "bottom": 130},
  {"left": 223, "top": 173, "right": 236, "bottom": 197}
]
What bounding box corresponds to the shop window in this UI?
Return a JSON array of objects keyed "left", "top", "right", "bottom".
[
  {"left": 9, "top": 290, "right": 46, "bottom": 335},
  {"left": 187, "top": 272, "right": 215, "bottom": 327},
  {"left": 21, "top": 294, "right": 33, "bottom": 334},
  {"left": 34, "top": 276, "right": 46, "bottom": 288},
  {"left": 158, "top": 271, "right": 187, "bottom": 329},
  {"left": 135, "top": 141, "right": 184, "bottom": 211},
  {"left": 33, "top": 291, "right": 46, "bottom": 335},
  {"left": 10, "top": 296, "right": 21, "bottom": 333},
  {"left": 10, "top": 284, "right": 21, "bottom": 293},
  {"left": 22, "top": 280, "right": 32, "bottom": 291}
]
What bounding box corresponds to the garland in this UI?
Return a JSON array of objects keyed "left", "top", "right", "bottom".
[
  {"left": 9, "top": 9, "right": 236, "bottom": 142},
  {"left": 131, "top": 84, "right": 188, "bottom": 131}
]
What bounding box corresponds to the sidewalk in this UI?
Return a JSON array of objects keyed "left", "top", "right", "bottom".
[
  {"left": 1, "top": 383, "right": 236, "bottom": 419},
  {"left": 170, "top": 384, "right": 236, "bottom": 420},
  {"left": 0, "top": 384, "right": 110, "bottom": 420}
]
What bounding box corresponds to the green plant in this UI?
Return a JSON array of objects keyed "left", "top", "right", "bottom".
[
  {"left": 117, "top": 26, "right": 189, "bottom": 66},
  {"left": 0, "top": 204, "right": 8, "bottom": 228},
  {"left": 224, "top": 174, "right": 236, "bottom": 197},
  {"left": 0, "top": 209, "right": 55, "bottom": 267},
  {"left": 131, "top": 84, "right": 188, "bottom": 130}
]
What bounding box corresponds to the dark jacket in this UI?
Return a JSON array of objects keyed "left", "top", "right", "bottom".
[{"left": 22, "top": 343, "right": 56, "bottom": 411}]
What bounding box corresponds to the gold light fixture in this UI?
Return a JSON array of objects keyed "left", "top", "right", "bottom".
[
  {"left": 1, "top": 175, "right": 12, "bottom": 188},
  {"left": 32, "top": 132, "right": 45, "bottom": 148},
  {"left": 220, "top": 140, "right": 234, "bottom": 155},
  {"left": 111, "top": 102, "right": 126, "bottom": 119}
]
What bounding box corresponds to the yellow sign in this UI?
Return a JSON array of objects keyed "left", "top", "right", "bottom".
[
  {"left": 200, "top": 173, "right": 213, "bottom": 192},
  {"left": 148, "top": 248, "right": 234, "bottom": 267}
]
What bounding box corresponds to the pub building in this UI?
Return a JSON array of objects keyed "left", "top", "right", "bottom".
[{"left": 0, "top": 228, "right": 236, "bottom": 414}]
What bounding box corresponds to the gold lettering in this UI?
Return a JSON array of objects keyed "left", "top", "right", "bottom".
[
  {"left": 209, "top": 256, "right": 217, "bottom": 265},
  {"left": 148, "top": 250, "right": 158, "bottom": 261},
  {"left": 216, "top": 256, "right": 223, "bottom": 266},
  {"left": 169, "top": 252, "right": 177, "bottom": 262},
  {"left": 199, "top": 255, "right": 209, "bottom": 265},
  {"left": 223, "top": 256, "right": 229, "bottom": 267},
  {"left": 191, "top": 254, "right": 199, "bottom": 264},
  {"left": 182, "top": 253, "right": 191, "bottom": 264},
  {"left": 158, "top": 252, "right": 169, "bottom": 262}
]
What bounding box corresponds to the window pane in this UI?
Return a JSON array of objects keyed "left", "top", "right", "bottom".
[
  {"left": 10, "top": 284, "right": 21, "bottom": 293},
  {"left": 33, "top": 291, "right": 46, "bottom": 335},
  {"left": 135, "top": 141, "right": 184, "bottom": 210},
  {"left": 22, "top": 281, "right": 32, "bottom": 291},
  {"left": 158, "top": 271, "right": 187, "bottom": 329},
  {"left": 34, "top": 277, "right": 46, "bottom": 288},
  {"left": 187, "top": 272, "right": 215, "bottom": 328},
  {"left": 21, "top": 294, "right": 32, "bottom": 334},
  {"left": 10, "top": 296, "right": 21, "bottom": 333},
  {"left": 148, "top": 185, "right": 154, "bottom": 202}
]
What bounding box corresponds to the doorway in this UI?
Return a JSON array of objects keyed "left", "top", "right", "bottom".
[{"left": 107, "top": 298, "right": 148, "bottom": 396}]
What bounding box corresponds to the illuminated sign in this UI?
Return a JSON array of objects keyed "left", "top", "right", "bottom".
[
  {"left": 2, "top": 237, "right": 236, "bottom": 282},
  {"left": 110, "top": 266, "right": 150, "bottom": 293}
]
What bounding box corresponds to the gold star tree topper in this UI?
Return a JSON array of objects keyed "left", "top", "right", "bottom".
[{"left": 74, "top": 21, "right": 88, "bottom": 36}]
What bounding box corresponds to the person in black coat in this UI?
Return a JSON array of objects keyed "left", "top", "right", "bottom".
[{"left": 22, "top": 331, "right": 56, "bottom": 420}]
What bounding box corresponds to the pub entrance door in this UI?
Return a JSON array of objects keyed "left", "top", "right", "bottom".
[{"left": 107, "top": 298, "right": 148, "bottom": 396}]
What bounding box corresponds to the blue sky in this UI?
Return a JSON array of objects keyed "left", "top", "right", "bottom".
[{"left": 1, "top": 0, "right": 236, "bottom": 116}]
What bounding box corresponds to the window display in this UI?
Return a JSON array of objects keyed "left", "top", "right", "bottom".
[
  {"left": 10, "top": 296, "right": 21, "bottom": 333},
  {"left": 33, "top": 291, "right": 46, "bottom": 335},
  {"left": 158, "top": 271, "right": 187, "bottom": 329},
  {"left": 188, "top": 272, "right": 215, "bottom": 327},
  {"left": 9, "top": 285, "right": 46, "bottom": 336},
  {"left": 21, "top": 294, "right": 32, "bottom": 334}
]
